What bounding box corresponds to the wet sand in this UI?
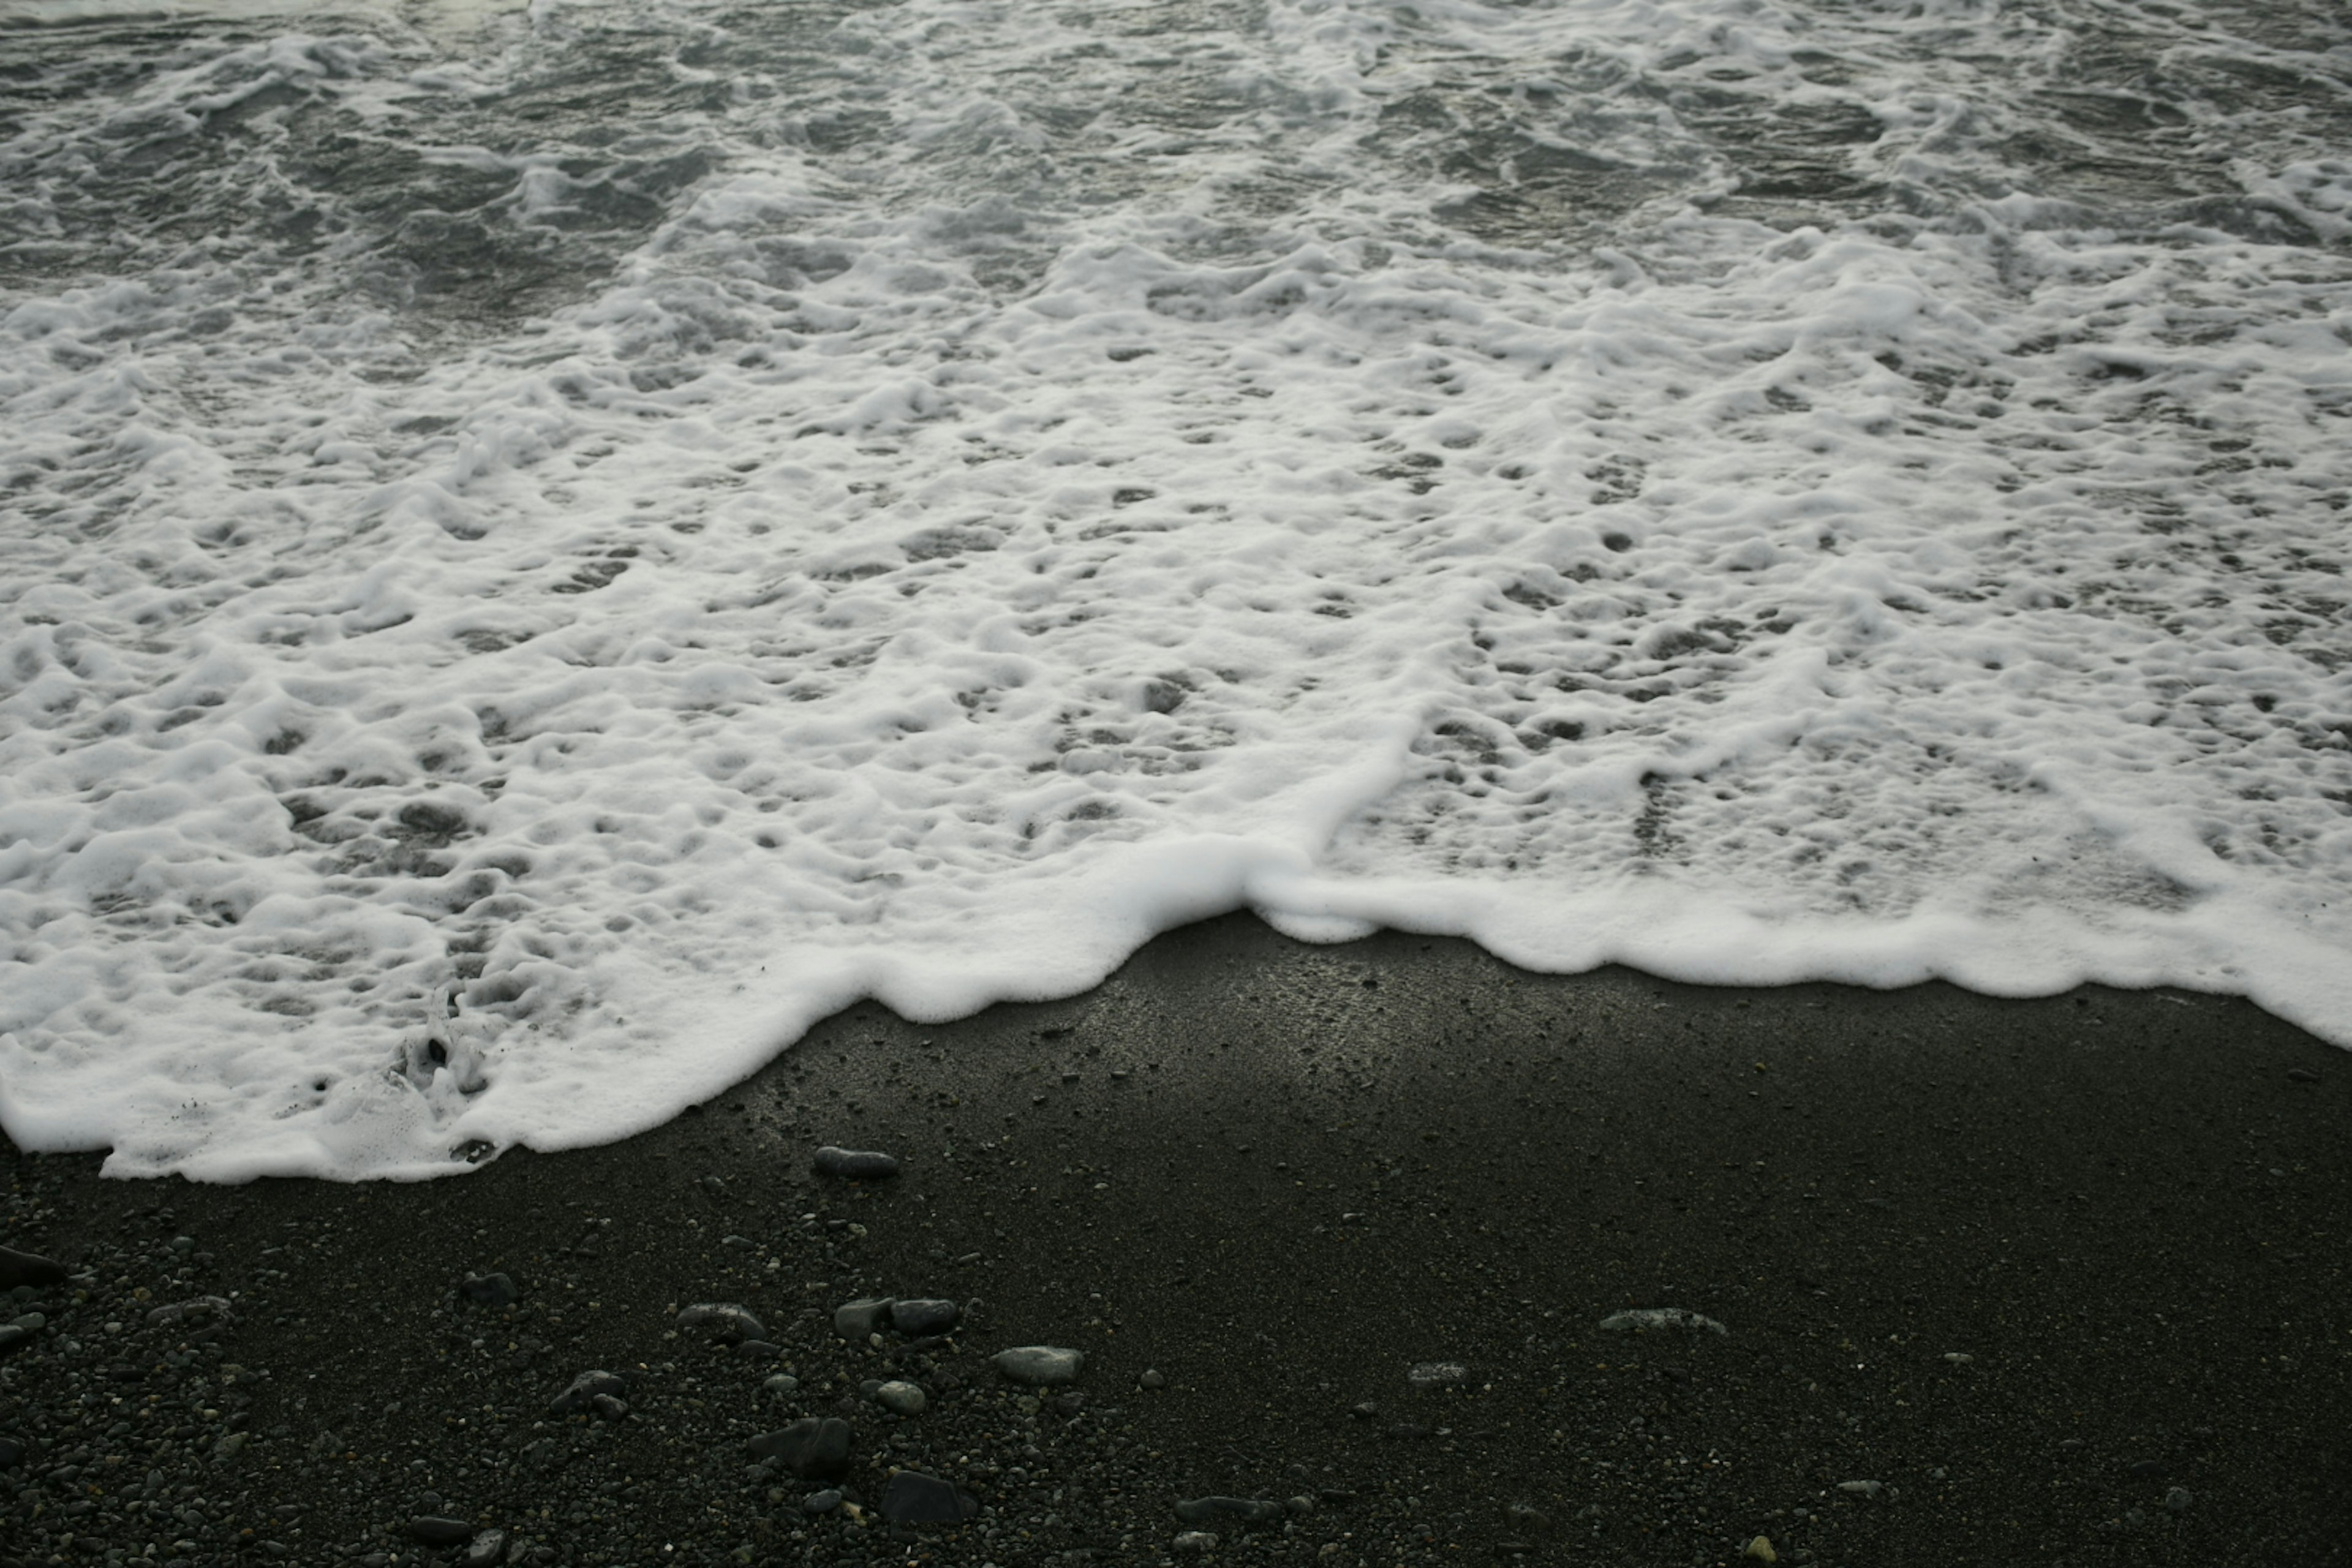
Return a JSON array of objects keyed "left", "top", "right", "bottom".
[{"left": 4, "top": 913, "right": 2349, "bottom": 1567}]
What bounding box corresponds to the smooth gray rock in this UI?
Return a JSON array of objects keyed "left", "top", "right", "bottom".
[
  {"left": 1597, "top": 1306, "right": 1728, "bottom": 1336},
  {"left": 1175, "top": 1496, "right": 1286, "bottom": 1526},
  {"left": 875, "top": 1380, "right": 927, "bottom": 1415},
  {"left": 458, "top": 1273, "right": 519, "bottom": 1308},
  {"left": 880, "top": 1469, "right": 979, "bottom": 1525},
  {"left": 548, "top": 1370, "right": 628, "bottom": 1415},
  {"left": 992, "top": 1346, "right": 1084, "bottom": 1386},
  {"left": 409, "top": 1517, "right": 473, "bottom": 1547},
  {"left": 813, "top": 1146, "right": 900, "bottom": 1180},
  {"left": 747, "top": 1416, "right": 853, "bottom": 1480},
  {"left": 834, "top": 1297, "right": 895, "bottom": 1340},
  {"left": 677, "top": 1302, "right": 765, "bottom": 1343},
  {"left": 891, "top": 1297, "right": 959, "bottom": 1335},
  {"left": 461, "top": 1529, "right": 507, "bottom": 1566},
  {"left": 802, "top": 1489, "right": 843, "bottom": 1515},
  {"left": 0, "top": 1246, "right": 67, "bottom": 1290}
]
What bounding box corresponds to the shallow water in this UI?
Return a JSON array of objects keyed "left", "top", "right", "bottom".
[{"left": 2, "top": 0, "right": 2348, "bottom": 1178}]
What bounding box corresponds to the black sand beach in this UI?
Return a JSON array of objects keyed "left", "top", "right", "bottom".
[{"left": 3, "top": 913, "right": 2348, "bottom": 1567}]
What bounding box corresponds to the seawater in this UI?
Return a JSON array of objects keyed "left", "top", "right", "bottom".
[{"left": 1, "top": 0, "right": 2347, "bottom": 1179}]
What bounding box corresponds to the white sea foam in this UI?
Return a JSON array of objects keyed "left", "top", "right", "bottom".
[{"left": 1, "top": 0, "right": 2348, "bottom": 1178}]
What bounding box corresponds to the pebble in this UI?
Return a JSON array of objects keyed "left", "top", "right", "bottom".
[
  {"left": 1139, "top": 1368, "right": 1167, "bottom": 1389},
  {"left": 834, "top": 1297, "right": 895, "bottom": 1340},
  {"left": 1597, "top": 1307, "right": 1728, "bottom": 1336},
  {"left": 1743, "top": 1536, "right": 1778, "bottom": 1562},
  {"left": 1407, "top": 1360, "right": 1466, "bottom": 1390},
  {"left": 875, "top": 1379, "right": 928, "bottom": 1415},
  {"left": 1173, "top": 1531, "right": 1219, "bottom": 1553},
  {"left": 1175, "top": 1496, "right": 1286, "bottom": 1526},
  {"left": 1837, "top": 1479, "right": 1883, "bottom": 1497},
  {"left": 2165, "top": 1487, "right": 2195, "bottom": 1512},
  {"left": 458, "top": 1272, "right": 519, "bottom": 1308},
  {"left": 0, "top": 1324, "right": 26, "bottom": 1358},
  {"left": 145, "top": 1295, "right": 233, "bottom": 1327},
  {"left": 880, "top": 1468, "right": 979, "bottom": 1524},
  {"left": 748, "top": 1415, "right": 854, "bottom": 1479},
  {"left": 409, "top": 1516, "right": 475, "bottom": 1546},
  {"left": 993, "top": 1344, "right": 1085, "bottom": 1385},
  {"left": 548, "top": 1370, "right": 630, "bottom": 1415},
  {"left": 462, "top": 1528, "right": 508, "bottom": 1566},
  {"left": 813, "top": 1146, "right": 901, "bottom": 1180},
  {"left": 0, "top": 1246, "right": 67, "bottom": 1290},
  {"left": 764, "top": 1373, "right": 801, "bottom": 1395},
  {"left": 891, "top": 1297, "right": 960, "bottom": 1335},
  {"left": 677, "top": 1301, "right": 766, "bottom": 1343},
  {"left": 804, "top": 1488, "right": 843, "bottom": 1513}
]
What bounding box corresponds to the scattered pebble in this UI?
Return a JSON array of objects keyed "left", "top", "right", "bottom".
[
  {"left": 409, "top": 1515, "right": 475, "bottom": 1546},
  {"left": 993, "top": 1344, "right": 1085, "bottom": 1385},
  {"left": 1177, "top": 1495, "right": 1286, "bottom": 1526},
  {"left": 676, "top": 1301, "right": 766, "bottom": 1343},
  {"left": 458, "top": 1271, "right": 519, "bottom": 1307},
  {"left": 748, "top": 1415, "right": 854, "bottom": 1479},
  {"left": 834, "top": 1296, "right": 895, "bottom": 1340},
  {"left": 1407, "top": 1360, "right": 1466, "bottom": 1390},
  {"left": 548, "top": 1369, "right": 631, "bottom": 1415},
  {"left": 1173, "top": 1530, "right": 1219, "bottom": 1553},
  {"left": 1597, "top": 1307, "right": 1728, "bottom": 1336},
  {"left": 891, "top": 1296, "right": 960, "bottom": 1335},
  {"left": 813, "top": 1146, "right": 901, "bottom": 1180},
  {"left": 1743, "top": 1535, "right": 1779, "bottom": 1561},
  {"left": 875, "top": 1379, "right": 928, "bottom": 1415},
  {"left": 804, "top": 1488, "right": 843, "bottom": 1514},
  {"left": 1139, "top": 1367, "right": 1167, "bottom": 1389},
  {"left": 2165, "top": 1487, "right": 2195, "bottom": 1512},
  {"left": 880, "top": 1468, "right": 979, "bottom": 1524},
  {"left": 1837, "top": 1479, "right": 1884, "bottom": 1497}
]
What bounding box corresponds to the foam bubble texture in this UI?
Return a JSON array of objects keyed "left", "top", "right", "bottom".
[{"left": 1, "top": 0, "right": 2348, "bottom": 1177}]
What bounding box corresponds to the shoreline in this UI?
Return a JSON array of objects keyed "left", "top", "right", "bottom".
[{"left": 3, "top": 912, "right": 2349, "bottom": 1567}]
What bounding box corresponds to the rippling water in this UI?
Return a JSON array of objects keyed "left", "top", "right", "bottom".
[{"left": 2, "top": 0, "right": 2348, "bottom": 1177}]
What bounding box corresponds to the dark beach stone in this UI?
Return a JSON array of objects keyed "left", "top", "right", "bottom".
[
  {"left": 1597, "top": 1307, "right": 1727, "bottom": 1336},
  {"left": 875, "top": 1380, "right": 927, "bottom": 1415},
  {"left": 0, "top": 1435, "right": 23, "bottom": 1469},
  {"left": 409, "top": 1517, "right": 473, "bottom": 1546},
  {"left": 736, "top": 1339, "right": 782, "bottom": 1359},
  {"left": 677, "top": 1302, "right": 765, "bottom": 1343},
  {"left": 880, "top": 1469, "right": 979, "bottom": 1525},
  {"left": 814, "top": 1146, "right": 900, "bottom": 1180},
  {"left": 548, "top": 1370, "right": 628, "bottom": 1415},
  {"left": 834, "top": 1297, "right": 895, "bottom": 1340},
  {"left": 461, "top": 1529, "right": 507, "bottom": 1566},
  {"left": 0, "top": 1247, "right": 67, "bottom": 1290},
  {"left": 803, "top": 1488, "right": 843, "bottom": 1515},
  {"left": 748, "top": 1416, "right": 853, "bottom": 1479},
  {"left": 589, "top": 1393, "right": 628, "bottom": 1420},
  {"left": 0, "top": 1325, "right": 26, "bottom": 1359},
  {"left": 992, "top": 1346, "right": 1084, "bottom": 1385},
  {"left": 146, "top": 1296, "right": 232, "bottom": 1328},
  {"left": 459, "top": 1273, "right": 519, "bottom": 1308},
  {"left": 891, "top": 1297, "right": 959, "bottom": 1335},
  {"left": 1175, "top": 1496, "right": 1286, "bottom": 1526}
]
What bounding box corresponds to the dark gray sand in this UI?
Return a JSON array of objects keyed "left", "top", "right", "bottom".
[{"left": 4, "top": 914, "right": 2348, "bottom": 1568}]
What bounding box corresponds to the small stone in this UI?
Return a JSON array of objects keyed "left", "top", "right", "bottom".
[
  {"left": 1139, "top": 1368, "right": 1167, "bottom": 1389},
  {"left": 995, "top": 1345, "right": 1084, "bottom": 1386},
  {"left": 834, "top": 1297, "right": 895, "bottom": 1340},
  {"left": 1743, "top": 1536, "right": 1778, "bottom": 1562},
  {"left": 145, "top": 1295, "right": 233, "bottom": 1328},
  {"left": 804, "top": 1488, "right": 843, "bottom": 1514},
  {"left": 0, "top": 1436, "right": 24, "bottom": 1469},
  {"left": 880, "top": 1469, "right": 979, "bottom": 1525},
  {"left": 589, "top": 1392, "right": 628, "bottom": 1420},
  {"left": 548, "top": 1370, "right": 629, "bottom": 1415},
  {"left": 1942, "top": 1352, "right": 1974, "bottom": 1364},
  {"left": 764, "top": 1373, "right": 800, "bottom": 1396},
  {"left": 875, "top": 1380, "right": 927, "bottom": 1415},
  {"left": 458, "top": 1272, "right": 519, "bottom": 1308},
  {"left": 462, "top": 1529, "right": 507, "bottom": 1566},
  {"left": 1173, "top": 1531, "right": 1218, "bottom": 1553},
  {"left": 1597, "top": 1307, "right": 1728, "bottom": 1336},
  {"left": 1836, "top": 1480, "right": 1883, "bottom": 1498},
  {"left": 1284, "top": 1496, "right": 1315, "bottom": 1516},
  {"left": 1175, "top": 1496, "right": 1286, "bottom": 1526},
  {"left": 677, "top": 1302, "right": 766, "bottom": 1343},
  {"left": 813, "top": 1146, "right": 900, "bottom": 1180},
  {"left": 2165, "top": 1487, "right": 2194, "bottom": 1512},
  {"left": 0, "top": 1247, "right": 67, "bottom": 1290},
  {"left": 736, "top": 1338, "right": 781, "bottom": 1359},
  {"left": 747, "top": 1416, "right": 853, "bottom": 1479},
  {"left": 409, "top": 1517, "right": 473, "bottom": 1547},
  {"left": 0, "top": 1325, "right": 26, "bottom": 1359},
  {"left": 1407, "top": 1361, "right": 1466, "bottom": 1390},
  {"left": 891, "top": 1297, "right": 959, "bottom": 1335}
]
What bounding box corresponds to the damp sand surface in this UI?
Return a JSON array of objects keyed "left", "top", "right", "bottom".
[{"left": 4, "top": 914, "right": 2350, "bottom": 1566}]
